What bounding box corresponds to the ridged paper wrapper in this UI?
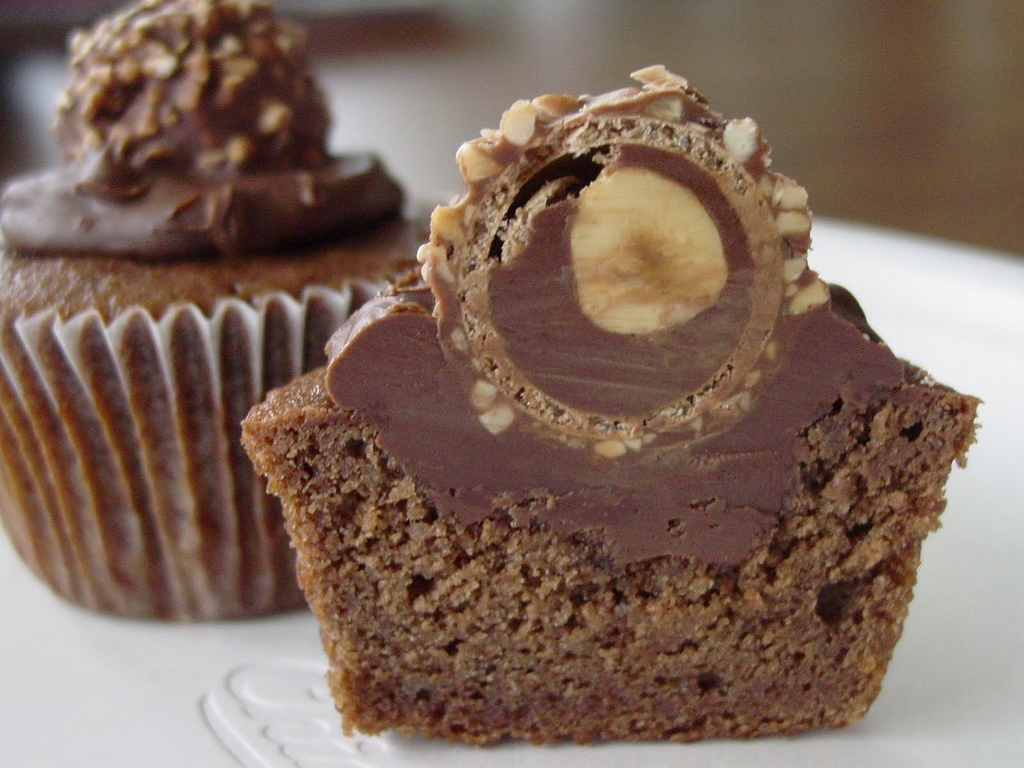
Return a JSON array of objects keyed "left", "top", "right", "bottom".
[{"left": 0, "top": 281, "right": 378, "bottom": 620}]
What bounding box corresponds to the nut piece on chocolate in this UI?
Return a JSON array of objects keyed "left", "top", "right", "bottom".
[{"left": 56, "top": 0, "right": 329, "bottom": 173}]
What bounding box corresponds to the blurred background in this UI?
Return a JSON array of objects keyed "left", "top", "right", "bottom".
[{"left": 1, "top": 0, "right": 1022, "bottom": 256}]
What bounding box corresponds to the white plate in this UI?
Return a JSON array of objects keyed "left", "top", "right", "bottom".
[{"left": 2, "top": 219, "right": 1022, "bottom": 767}]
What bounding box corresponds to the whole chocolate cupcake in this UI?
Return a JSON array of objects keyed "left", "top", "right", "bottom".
[{"left": 0, "top": 0, "right": 421, "bottom": 620}]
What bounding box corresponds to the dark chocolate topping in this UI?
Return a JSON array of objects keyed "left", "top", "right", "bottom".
[
  {"left": 324, "top": 69, "right": 905, "bottom": 566},
  {"left": 828, "top": 283, "right": 885, "bottom": 343}
]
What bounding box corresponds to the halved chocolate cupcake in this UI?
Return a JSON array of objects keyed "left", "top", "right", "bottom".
[{"left": 244, "top": 67, "right": 978, "bottom": 742}]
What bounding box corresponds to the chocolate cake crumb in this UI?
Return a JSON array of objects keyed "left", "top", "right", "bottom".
[{"left": 243, "top": 367, "right": 976, "bottom": 743}]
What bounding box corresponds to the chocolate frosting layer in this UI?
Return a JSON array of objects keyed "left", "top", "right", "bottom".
[
  {"left": 326, "top": 285, "right": 904, "bottom": 566},
  {"left": 0, "top": 212, "right": 427, "bottom": 321},
  {"left": 325, "top": 69, "right": 906, "bottom": 566},
  {"left": 0, "top": 153, "right": 403, "bottom": 261}
]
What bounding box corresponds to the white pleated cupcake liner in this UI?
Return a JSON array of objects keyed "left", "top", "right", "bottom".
[{"left": 0, "top": 280, "right": 378, "bottom": 620}]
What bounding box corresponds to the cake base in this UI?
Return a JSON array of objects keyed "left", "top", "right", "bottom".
[{"left": 243, "top": 368, "right": 977, "bottom": 744}]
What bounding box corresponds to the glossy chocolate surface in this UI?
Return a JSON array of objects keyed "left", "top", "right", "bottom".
[
  {"left": 326, "top": 281, "right": 904, "bottom": 565},
  {"left": 0, "top": 153, "right": 403, "bottom": 261}
]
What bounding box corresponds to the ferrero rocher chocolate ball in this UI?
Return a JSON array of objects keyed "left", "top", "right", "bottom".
[{"left": 55, "top": 0, "right": 330, "bottom": 173}]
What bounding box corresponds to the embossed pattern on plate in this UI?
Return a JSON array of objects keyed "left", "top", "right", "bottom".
[{"left": 200, "top": 659, "right": 393, "bottom": 768}]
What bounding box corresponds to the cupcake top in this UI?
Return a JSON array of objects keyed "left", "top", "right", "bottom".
[{"left": 0, "top": 0, "right": 402, "bottom": 260}]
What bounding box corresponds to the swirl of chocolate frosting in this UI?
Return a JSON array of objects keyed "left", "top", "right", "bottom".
[{"left": 0, "top": 0, "right": 403, "bottom": 260}]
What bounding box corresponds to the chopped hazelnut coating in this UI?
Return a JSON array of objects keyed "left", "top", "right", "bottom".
[
  {"left": 56, "top": 0, "right": 330, "bottom": 173},
  {"left": 423, "top": 67, "right": 819, "bottom": 443}
]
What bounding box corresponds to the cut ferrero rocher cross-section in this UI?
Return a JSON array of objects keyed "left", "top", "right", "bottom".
[
  {"left": 242, "top": 66, "right": 979, "bottom": 744},
  {"left": 417, "top": 65, "right": 820, "bottom": 445},
  {"left": 322, "top": 63, "right": 910, "bottom": 565}
]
